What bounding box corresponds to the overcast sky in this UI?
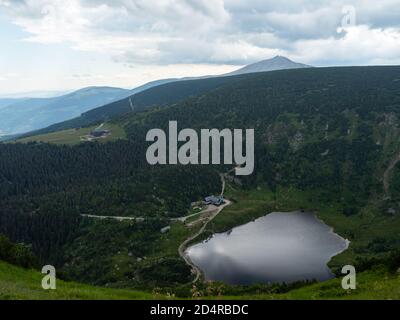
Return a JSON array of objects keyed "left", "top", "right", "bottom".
[{"left": 0, "top": 0, "right": 399, "bottom": 96}]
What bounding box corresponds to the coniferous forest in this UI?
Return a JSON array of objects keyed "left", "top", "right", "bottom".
[{"left": 2, "top": 66, "right": 400, "bottom": 292}]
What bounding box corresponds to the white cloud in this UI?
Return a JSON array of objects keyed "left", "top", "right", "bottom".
[
  {"left": 292, "top": 25, "right": 400, "bottom": 66},
  {"left": 1, "top": 0, "right": 233, "bottom": 64},
  {"left": 0, "top": 73, "right": 19, "bottom": 81},
  {"left": 1, "top": 0, "right": 400, "bottom": 67}
]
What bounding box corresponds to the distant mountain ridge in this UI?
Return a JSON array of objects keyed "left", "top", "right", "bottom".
[
  {"left": 18, "top": 76, "right": 241, "bottom": 138},
  {"left": 0, "top": 86, "right": 131, "bottom": 136},
  {"left": 5, "top": 56, "right": 312, "bottom": 139},
  {"left": 0, "top": 98, "right": 26, "bottom": 110}
]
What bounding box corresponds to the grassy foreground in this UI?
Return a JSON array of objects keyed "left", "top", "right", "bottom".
[
  {"left": 2, "top": 260, "right": 400, "bottom": 300},
  {"left": 0, "top": 261, "right": 158, "bottom": 300},
  {"left": 211, "top": 269, "right": 400, "bottom": 300}
]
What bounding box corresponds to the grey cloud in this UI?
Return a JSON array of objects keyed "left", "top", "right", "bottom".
[{"left": 1, "top": 0, "right": 400, "bottom": 66}]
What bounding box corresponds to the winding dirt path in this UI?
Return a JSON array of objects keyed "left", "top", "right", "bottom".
[
  {"left": 81, "top": 214, "right": 143, "bottom": 221},
  {"left": 178, "top": 172, "right": 231, "bottom": 283},
  {"left": 383, "top": 152, "right": 400, "bottom": 195},
  {"left": 178, "top": 199, "right": 232, "bottom": 283},
  {"left": 82, "top": 171, "right": 232, "bottom": 283},
  {"left": 128, "top": 97, "right": 134, "bottom": 112},
  {"left": 220, "top": 173, "right": 226, "bottom": 196}
]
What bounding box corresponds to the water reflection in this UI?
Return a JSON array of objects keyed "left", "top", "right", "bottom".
[{"left": 187, "top": 212, "right": 348, "bottom": 285}]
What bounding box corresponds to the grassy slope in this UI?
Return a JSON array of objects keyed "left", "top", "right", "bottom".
[
  {"left": 2, "top": 260, "right": 400, "bottom": 300},
  {"left": 13, "top": 123, "right": 126, "bottom": 145},
  {"left": 275, "top": 270, "right": 400, "bottom": 300},
  {"left": 0, "top": 261, "right": 159, "bottom": 300},
  {"left": 215, "top": 269, "right": 400, "bottom": 300}
]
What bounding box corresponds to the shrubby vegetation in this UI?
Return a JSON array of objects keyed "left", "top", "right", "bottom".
[{"left": 0, "top": 234, "right": 36, "bottom": 268}]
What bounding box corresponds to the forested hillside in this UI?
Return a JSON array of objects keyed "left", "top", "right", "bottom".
[
  {"left": 0, "top": 139, "right": 220, "bottom": 284},
  {"left": 119, "top": 66, "right": 400, "bottom": 206},
  {"left": 2, "top": 66, "right": 400, "bottom": 292}
]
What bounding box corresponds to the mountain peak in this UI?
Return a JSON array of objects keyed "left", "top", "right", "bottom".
[
  {"left": 226, "top": 56, "right": 312, "bottom": 76},
  {"left": 270, "top": 55, "right": 291, "bottom": 61}
]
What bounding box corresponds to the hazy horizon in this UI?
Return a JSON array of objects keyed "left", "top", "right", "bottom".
[{"left": 1, "top": 1, "right": 400, "bottom": 95}]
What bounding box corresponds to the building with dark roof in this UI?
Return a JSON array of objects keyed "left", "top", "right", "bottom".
[
  {"left": 90, "top": 129, "right": 110, "bottom": 138},
  {"left": 204, "top": 195, "right": 224, "bottom": 206}
]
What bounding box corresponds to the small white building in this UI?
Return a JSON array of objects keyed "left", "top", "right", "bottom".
[{"left": 161, "top": 226, "right": 171, "bottom": 234}]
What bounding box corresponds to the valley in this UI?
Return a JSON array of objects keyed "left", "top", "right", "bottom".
[
  {"left": 2, "top": 66, "right": 400, "bottom": 299},
  {"left": 2, "top": 0, "right": 400, "bottom": 308}
]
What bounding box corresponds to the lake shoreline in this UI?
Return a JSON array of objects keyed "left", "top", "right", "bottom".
[{"left": 186, "top": 210, "right": 349, "bottom": 286}]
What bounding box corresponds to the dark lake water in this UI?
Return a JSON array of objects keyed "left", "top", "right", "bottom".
[{"left": 187, "top": 211, "right": 349, "bottom": 285}]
